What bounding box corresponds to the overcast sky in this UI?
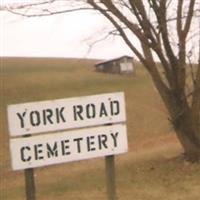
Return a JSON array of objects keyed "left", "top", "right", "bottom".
[
  {"left": 1, "top": 1, "right": 199, "bottom": 62},
  {"left": 0, "top": 2, "right": 133, "bottom": 59}
]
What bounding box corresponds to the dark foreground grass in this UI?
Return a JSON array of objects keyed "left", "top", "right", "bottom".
[{"left": 1, "top": 57, "right": 200, "bottom": 200}]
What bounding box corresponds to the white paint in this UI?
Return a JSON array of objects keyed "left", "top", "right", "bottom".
[
  {"left": 7, "top": 92, "right": 126, "bottom": 136},
  {"left": 120, "top": 63, "right": 133, "bottom": 73},
  {"left": 10, "top": 124, "right": 128, "bottom": 170}
]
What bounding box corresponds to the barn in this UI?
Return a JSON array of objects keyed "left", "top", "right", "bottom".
[{"left": 95, "top": 55, "right": 134, "bottom": 74}]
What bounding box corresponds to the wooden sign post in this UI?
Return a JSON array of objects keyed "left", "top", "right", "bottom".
[
  {"left": 23, "top": 134, "right": 36, "bottom": 200},
  {"left": 7, "top": 92, "right": 128, "bottom": 200},
  {"left": 24, "top": 168, "right": 36, "bottom": 200},
  {"left": 106, "top": 155, "right": 116, "bottom": 200}
]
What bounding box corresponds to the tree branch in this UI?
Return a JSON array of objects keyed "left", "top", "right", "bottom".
[
  {"left": 87, "top": 0, "right": 149, "bottom": 67},
  {"left": 183, "top": 0, "right": 196, "bottom": 38},
  {"left": 0, "top": 0, "right": 55, "bottom": 10},
  {"left": 6, "top": 7, "right": 93, "bottom": 17}
]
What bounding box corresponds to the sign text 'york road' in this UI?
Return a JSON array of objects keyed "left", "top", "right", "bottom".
[{"left": 8, "top": 92, "right": 126, "bottom": 136}]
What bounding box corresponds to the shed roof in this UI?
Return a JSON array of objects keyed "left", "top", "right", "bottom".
[{"left": 95, "top": 55, "right": 133, "bottom": 66}]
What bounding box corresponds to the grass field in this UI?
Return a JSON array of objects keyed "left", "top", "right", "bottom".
[{"left": 1, "top": 57, "right": 200, "bottom": 200}]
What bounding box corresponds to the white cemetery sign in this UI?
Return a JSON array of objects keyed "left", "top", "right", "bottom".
[
  {"left": 8, "top": 92, "right": 126, "bottom": 136},
  {"left": 8, "top": 92, "right": 128, "bottom": 171},
  {"left": 10, "top": 124, "right": 127, "bottom": 170}
]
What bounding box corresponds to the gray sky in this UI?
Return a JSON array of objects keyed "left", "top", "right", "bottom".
[
  {"left": 1, "top": 1, "right": 199, "bottom": 62},
  {"left": 0, "top": 3, "right": 133, "bottom": 59}
]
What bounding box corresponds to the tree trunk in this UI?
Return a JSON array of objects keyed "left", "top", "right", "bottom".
[
  {"left": 174, "top": 112, "right": 200, "bottom": 162},
  {"left": 152, "top": 73, "right": 200, "bottom": 162},
  {"left": 177, "top": 133, "right": 200, "bottom": 162}
]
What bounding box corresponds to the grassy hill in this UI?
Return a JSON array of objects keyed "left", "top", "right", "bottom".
[{"left": 1, "top": 57, "right": 200, "bottom": 200}]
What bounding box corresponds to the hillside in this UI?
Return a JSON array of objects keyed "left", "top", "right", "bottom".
[{"left": 1, "top": 57, "right": 200, "bottom": 200}]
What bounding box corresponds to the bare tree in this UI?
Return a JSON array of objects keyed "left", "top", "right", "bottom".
[{"left": 2, "top": 0, "right": 200, "bottom": 162}]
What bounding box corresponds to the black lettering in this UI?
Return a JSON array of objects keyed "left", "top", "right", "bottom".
[
  {"left": 73, "top": 105, "right": 84, "bottom": 121},
  {"left": 34, "top": 144, "right": 43, "bottom": 160},
  {"left": 30, "top": 111, "right": 40, "bottom": 126},
  {"left": 110, "top": 132, "right": 119, "bottom": 147},
  {"left": 87, "top": 136, "right": 96, "bottom": 151},
  {"left": 98, "top": 134, "right": 108, "bottom": 149},
  {"left": 20, "top": 146, "right": 31, "bottom": 162},
  {"left": 86, "top": 104, "right": 95, "bottom": 119},
  {"left": 99, "top": 103, "right": 108, "bottom": 117},
  {"left": 17, "top": 112, "right": 26, "bottom": 128},
  {"left": 73, "top": 137, "right": 83, "bottom": 153},
  {"left": 43, "top": 109, "right": 53, "bottom": 125},
  {"left": 47, "top": 142, "right": 58, "bottom": 158},
  {"left": 111, "top": 100, "right": 120, "bottom": 116},
  {"left": 56, "top": 107, "right": 66, "bottom": 123},
  {"left": 61, "top": 140, "right": 70, "bottom": 155}
]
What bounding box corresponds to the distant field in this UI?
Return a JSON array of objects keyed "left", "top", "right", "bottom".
[{"left": 1, "top": 57, "right": 200, "bottom": 200}]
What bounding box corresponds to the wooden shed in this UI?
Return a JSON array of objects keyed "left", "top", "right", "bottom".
[{"left": 95, "top": 55, "right": 134, "bottom": 74}]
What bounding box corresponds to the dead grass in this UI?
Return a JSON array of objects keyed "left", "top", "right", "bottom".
[{"left": 1, "top": 57, "right": 200, "bottom": 200}]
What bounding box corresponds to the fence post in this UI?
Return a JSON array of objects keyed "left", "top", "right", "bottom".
[{"left": 105, "top": 155, "right": 117, "bottom": 200}]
